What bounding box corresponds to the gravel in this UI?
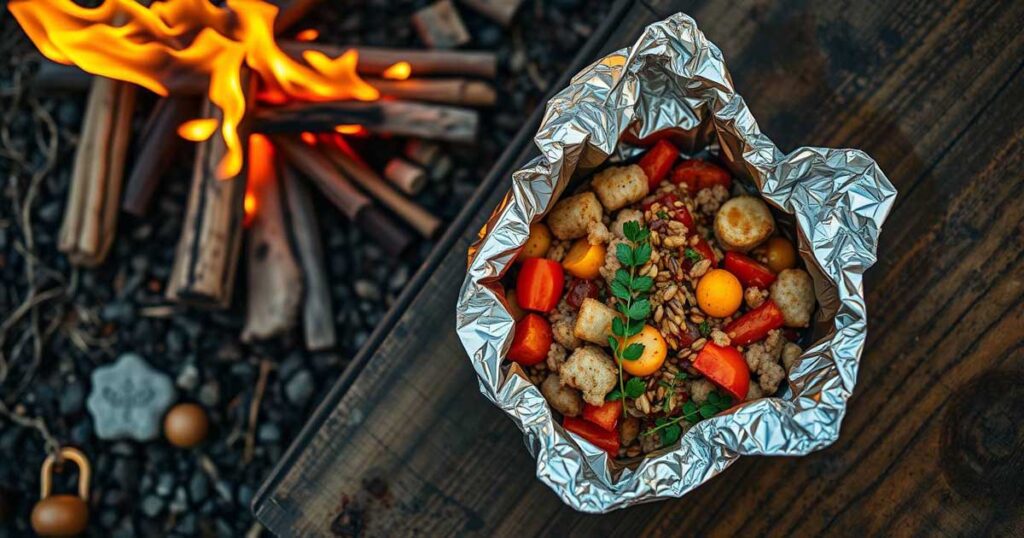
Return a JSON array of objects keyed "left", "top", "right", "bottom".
[{"left": 0, "top": 0, "right": 615, "bottom": 535}]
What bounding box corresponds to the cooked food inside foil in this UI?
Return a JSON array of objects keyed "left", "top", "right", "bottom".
[{"left": 504, "top": 139, "right": 817, "bottom": 459}]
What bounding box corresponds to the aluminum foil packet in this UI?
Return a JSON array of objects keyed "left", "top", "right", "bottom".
[{"left": 456, "top": 13, "right": 896, "bottom": 512}]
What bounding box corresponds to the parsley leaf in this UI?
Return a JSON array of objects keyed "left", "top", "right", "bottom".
[
  {"left": 616, "top": 242, "right": 634, "bottom": 266},
  {"left": 661, "top": 422, "right": 682, "bottom": 445},
  {"left": 622, "top": 343, "right": 645, "bottom": 361},
  {"left": 684, "top": 248, "right": 702, "bottom": 263},
  {"left": 606, "top": 389, "right": 623, "bottom": 402},
  {"left": 699, "top": 320, "right": 710, "bottom": 337},
  {"left": 656, "top": 210, "right": 670, "bottom": 220},
  {"left": 624, "top": 377, "right": 646, "bottom": 399}
]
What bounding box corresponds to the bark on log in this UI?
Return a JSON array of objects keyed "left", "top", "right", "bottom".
[
  {"left": 367, "top": 78, "right": 495, "bottom": 106},
  {"left": 122, "top": 97, "right": 201, "bottom": 216},
  {"left": 254, "top": 100, "right": 478, "bottom": 143},
  {"left": 281, "top": 164, "right": 337, "bottom": 351},
  {"left": 166, "top": 97, "right": 249, "bottom": 308},
  {"left": 383, "top": 158, "right": 428, "bottom": 196},
  {"left": 279, "top": 42, "right": 497, "bottom": 78},
  {"left": 241, "top": 135, "right": 304, "bottom": 342},
  {"left": 58, "top": 77, "right": 136, "bottom": 266}
]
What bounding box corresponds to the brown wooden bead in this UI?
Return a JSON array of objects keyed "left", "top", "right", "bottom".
[
  {"left": 163, "top": 403, "right": 209, "bottom": 448},
  {"left": 31, "top": 494, "right": 89, "bottom": 537}
]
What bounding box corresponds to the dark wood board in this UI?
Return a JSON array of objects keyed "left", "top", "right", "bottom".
[{"left": 255, "top": 0, "right": 1024, "bottom": 535}]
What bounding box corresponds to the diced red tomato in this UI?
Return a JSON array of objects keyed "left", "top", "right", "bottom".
[
  {"left": 724, "top": 300, "right": 785, "bottom": 346},
  {"left": 582, "top": 401, "right": 622, "bottom": 432},
  {"left": 723, "top": 251, "right": 777, "bottom": 288},
  {"left": 671, "top": 159, "right": 732, "bottom": 192},
  {"left": 516, "top": 258, "right": 564, "bottom": 313},
  {"left": 638, "top": 140, "right": 680, "bottom": 189},
  {"left": 563, "top": 416, "right": 621, "bottom": 456},
  {"left": 508, "top": 313, "right": 552, "bottom": 366},
  {"left": 692, "top": 236, "right": 717, "bottom": 266},
  {"left": 565, "top": 278, "right": 601, "bottom": 309},
  {"left": 691, "top": 343, "right": 749, "bottom": 401}
]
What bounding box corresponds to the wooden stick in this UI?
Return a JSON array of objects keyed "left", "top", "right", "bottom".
[
  {"left": 166, "top": 97, "right": 249, "bottom": 308},
  {"left": 254, "top": 100, "right": 478, "bottom": 143},
  {"left": 321, "top": 141, "right": 441, "bottom": 238},
  {"left": 122, "top": 97, "right": 201, "bottom": 216},
  {"left": 413, "top": 0, "right": 472, "bottom": 49},
  {"left": 281, "top": 164, "right": 337, "bottom": 351},
  {"left": 241, "top": 135, "right": 304, "bottom": 342},
  {"left": 383, "top": 158, "right": 427, "bottom": 196},
  {"left": 58, "top": 77, "right": 135, "bottom": 266},
  {"left": 280, "top": 42, "right": 496, "bottom": 79},
  {"left": 367, "top": 78, "right": 495, "bottom": 107},
  {"left": 273, "top": 136, "right": 413, "bottom": 256},
  {"left": 458, "top": 0, "right": 524, "bottom": 26}
]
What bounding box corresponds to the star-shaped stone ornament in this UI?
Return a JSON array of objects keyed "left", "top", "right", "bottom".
[{"left": 87, "top": 353, "right": 176, "bottom": 441}]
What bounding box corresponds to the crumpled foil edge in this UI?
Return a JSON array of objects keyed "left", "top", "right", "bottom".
[{"left": 456, "top": 12, "right": 897, "bottom": 513}]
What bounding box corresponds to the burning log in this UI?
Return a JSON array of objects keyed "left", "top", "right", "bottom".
[
  {"left": 122, "top": 97, "right": 201, "bottom": 216},
  {"left": 273, "top": 136, "right": 413, "bottom": 256},
  {"left": 241, "top": 135, "right": 303, "bottom": 342},
  {"left": 320, "top": 140, "right": 441, "bottom": 238},
  {"left": 281, "top": 165, "right": 337, "bottom": 351},
  {"left": 367, "top": 78, "right": 495, "bottom": 107},
  {"left": 166, "top": 97, "right": 249, "bottom": 308},
  {"left": 458, "top": 0, "right": 524, "bottom": 26},
  {"left": 254, "top": 100, "right": 478, "bottom": 143},
  {"left": 383, "top": 158, "right": 427, "bottom": 196},
  {"left": 412, "top": 0, "right": 471, "bottom": 49},
  {"left": 58, "top": 76, "right": 136, "bottom": 266},
  {"left": 280, "top": 42, "right": 497, "bottom": 79}
]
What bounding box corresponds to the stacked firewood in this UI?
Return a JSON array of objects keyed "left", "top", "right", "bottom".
[{"left": 35, "top": 0, "right": 510, "bottom": 351}]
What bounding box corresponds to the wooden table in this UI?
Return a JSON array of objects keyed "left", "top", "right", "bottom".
[{"left": 254, "top": 0, "right": 1024, "bottom": 535}]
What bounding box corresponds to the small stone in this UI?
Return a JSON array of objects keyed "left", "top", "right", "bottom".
[
  {"left": 176, "top": 514, "right": 196, "bottom": 534},
  {"left": 388, "top": 265, "right": 409, "bottom": 291},
  {"left": 87, "top": 353, "right": 176, "bottom": 441},
  {"left": 188, "top": 473, "right": 209, "bottom": 503},
  {"left": 37, "top": 201, "right": 62, "bottom": 224},
  {"left": 197, "top": 381, "right": 220, "bottom": 407},
  {"left": 140, "top": 495, "right": 164, "bottom": 517},
  {"left": 169, "top": 487, "right": 188, "bottom": 514},
  {"left": 238, "top": 485, "right": 254, "bottom": 507},
  {"left": 100, "top": 302, "right": 135, "bottom": 323},
  {"left": 176, "top": 364, "right": 199, "bottom": 391},
  {"left": 156, "top": 473, "right": 175, "bottom": 497},
  {"left": 257, "top": 423, "right": 281, "bottom": 443},
  {"left": 353, "top": 279, "right": 380, "bottom": 301},
  {"left": 60, "top": 382, "right": 86, "bottom": 415},
  {"left": 285, "top": 370, "right": 315, "bottom": 407}
]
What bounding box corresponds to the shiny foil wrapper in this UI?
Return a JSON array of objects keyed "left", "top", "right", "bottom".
[{"left": 456, "top": 13, "right": 896, "bottom": 512}]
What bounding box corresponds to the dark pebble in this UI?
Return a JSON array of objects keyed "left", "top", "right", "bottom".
[
  {"left": 285, "top": 370, "right": 315, "bottom": 407},
  {"left": 188, "top": 473, "right": 209, "bottom": 503},
  {"left": 59, "top": 382, "right": 86, "bottom": 415},
  {"left": 140, "top": 494, "right": 164, "bottom": 517}
]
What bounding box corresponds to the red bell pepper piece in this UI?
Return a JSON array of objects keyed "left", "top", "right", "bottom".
[
  {"left": 516, "top": 258, "right": 564, "bottom": 313},
  {"left": 723, "top": 252, "right": 777, "bottom": 288},
  {"left": 671, "top": 159, "right": 732, "bottom": 192},
  {"left": 724, "top": 300, "right": 785, "bottom": 346},
  {"left": 582, "top": 401, "right": 622, "bottom": 432},
  {"left": 691, "top": 343, "right": 749, "bottom": 401},
  {"left": 638, "top": 139, "right": 680, "bottom": 189},
  {"left": 508, "top": 313, "right": 552, "bottom": 366},
  {"left": 563, "top": 416, "right": 620, "bottom": 456}
]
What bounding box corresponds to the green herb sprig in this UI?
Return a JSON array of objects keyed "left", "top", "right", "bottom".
[
  {"left": 606, "top": 221, "right": 653, "bottom": 412},
  {"left": 642, "top": 389, "right": 733, "bottom": 446}
]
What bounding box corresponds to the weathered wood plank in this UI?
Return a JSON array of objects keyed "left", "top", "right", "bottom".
[{"left": 256, "top": 0, "right": 1024, "bottom": 535}]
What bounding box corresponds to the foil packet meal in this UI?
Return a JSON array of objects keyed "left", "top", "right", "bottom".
[{"left": 456, "top": 13, "right": 896, "bottom": 512}]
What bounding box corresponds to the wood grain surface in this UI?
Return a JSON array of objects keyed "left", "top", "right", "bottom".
[{"left": 255, "top": 0, "right": 1024, "bottom": 535}]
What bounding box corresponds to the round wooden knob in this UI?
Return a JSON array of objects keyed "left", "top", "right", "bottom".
[
  {"left": 31, "top": 494, "right": 89, "bottom": 537},
  {"left": 163, "top": 403, "right": 209, "bottom": 448}
]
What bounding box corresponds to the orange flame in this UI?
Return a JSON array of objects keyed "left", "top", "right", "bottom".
[
  {"left": 333, "top": 124, "right": 365, "bottom": 135},
  {"left": 294, "top": 28, "right": 319, "bottom": 42},
  {"left": 9, "top": 0, "right": 380, "bottom": 179},
  {"left": 244, "top": 134, "right": 275, "bottom": 227},
  {"left": 177, "top": 118, "right": 219, "bottom": 142},
  {"left": 300, "top": 132, "right": 318, "bottom": 145},
  {"left": 382, "top": 61, "right": 411, "bottom": 80}
]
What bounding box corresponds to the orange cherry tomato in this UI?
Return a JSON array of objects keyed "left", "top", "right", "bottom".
[
  {"left": 691, "top": 343, "right": 749, "bottom": 401},
  {"left": 621, "top": 325, "right": 667, "bottom": 377},
  {"left": 696, "top": 269, "right": 743, "bottom": 318},
  {"left": 508, "top": 313, "right": 552, "bottom": 366},
  {"left": 670, "top": 159, "right": 732, "bottom": 192},
  {"left": 520, "top": 222, "right": 552, "bottom": 261},
  {"left": 516, "top": 258, "right": 564, "bottom": 313},
  {"left": 763, "top": 236, "right": 797, "bottom": 273},
  {"left": 562, "top": 239, "right": 606, "bottom": 280}
]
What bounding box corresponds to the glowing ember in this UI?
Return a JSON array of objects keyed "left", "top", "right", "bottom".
[
  {"left": 9, "top": 0, "right": 380, "bottom": 179},
  {"left": 294, "top": 28, "right": 319, "bottom": 42},
  {"left": 177, "top": 118, "right": 219, "bottom": 142},
  {"left": 244, "top": 134, "right": 275, "bottom": 227},
  {"left": 300, "top": 132, "right": 318, "bottom": 145},
  {"left": 382, "top": 61, "right": 412, "bottom": 80},
  {"left": 333, "top": 124, "right": 365, "bottom": 135}
]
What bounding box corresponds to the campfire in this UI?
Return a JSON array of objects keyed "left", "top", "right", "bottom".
[{"left": 10, "top": 0, "right": 499, "bottom": 350}]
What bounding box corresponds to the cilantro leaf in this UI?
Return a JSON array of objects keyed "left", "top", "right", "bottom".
[
  {"left": 707, "top": 391, "right": 721, "bottom": 406},
  {"left": 606, "top": 389, "right": 623, "bottom": 402},
  {"left": 624, "top": 377, "right": 646, "bottom": 399},
  {"left": 611, "top": 317, "right": 625, "bottom": 337},
  {"left": 682, "top": 401, "right": 700, "bottom": 423},
  {"left": 699, "top": 403, "right": 718, "bottom": 419},
  {"left": 684, "top": 248, "right": 702, "bottom": 263},
  {"left": 609, "top": 279, "right": 630, "bottom": 300},
  {"left": 608, "top": 335, "right": 620, "bottom": 350},
  {"left": 622, "top": 343, "right": 644, "bottom": 361},
  {"left": 661, "top": 423, "right": 682, "bottom": 445},
  {"left": 656, "top": 210, "right": 670, "bottom": 220},
  {"left": 674, "top": 371, "right": 689, "bottom": 381},
  {"left": 633, "top": 242, "right": 652, "bottom": 265},
  {"left": 622, "top": 221, "right": 642, "bottom": 242},
  {"left": 627, "top": 299, "right": 650, "bottom": 321},
  {"left": 699, "top": 320, "right": 710, "bottom": 337},
  {"left": 632, "top": 275, "right": 654, "bottom": 293},
  {"left": 625, "top": 319, "right": 645, "bottom": 337},
  {"left": 616, "top": 243, "right": 635, "bottom": 267}
]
